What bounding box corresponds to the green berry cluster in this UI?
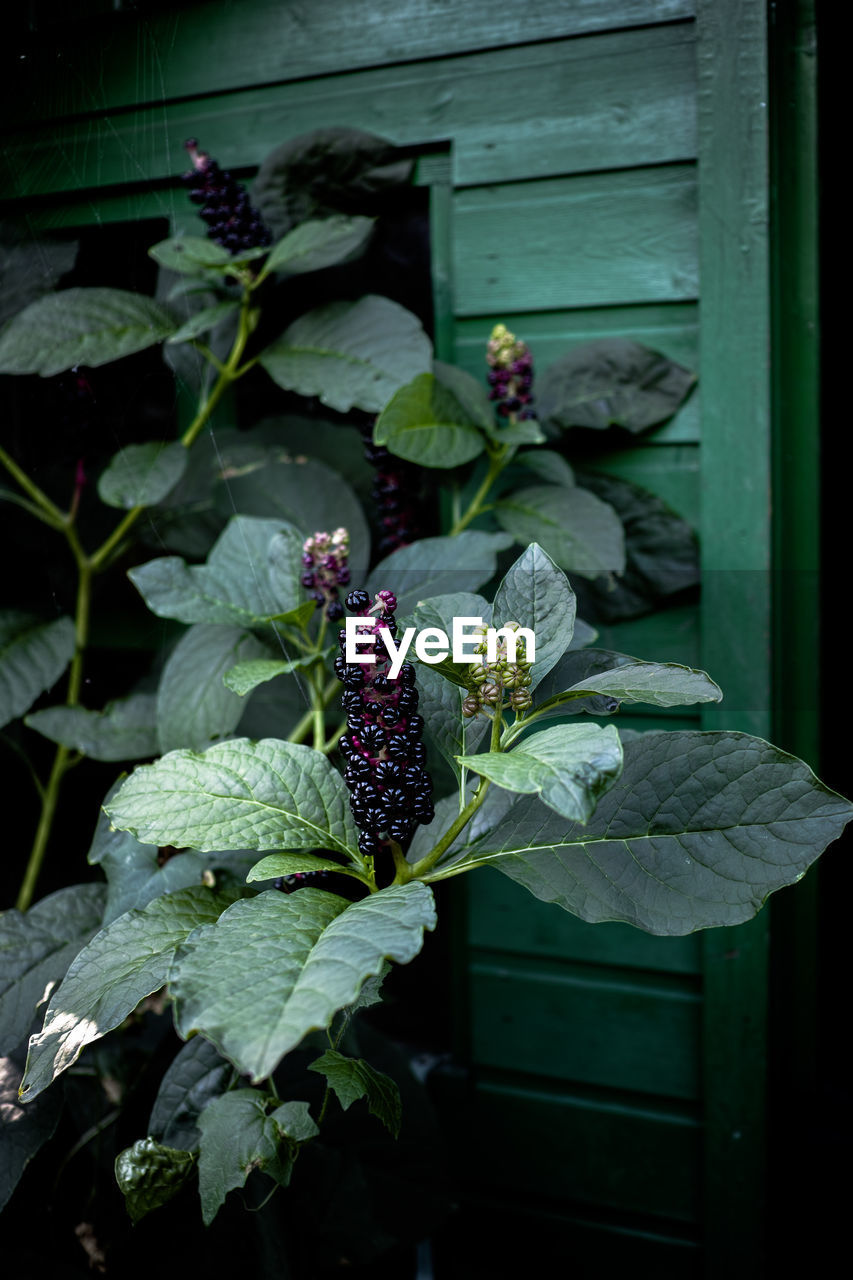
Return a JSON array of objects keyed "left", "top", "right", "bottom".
[{"left": 462, "top": 620, "right": 534, "bottom": 718}]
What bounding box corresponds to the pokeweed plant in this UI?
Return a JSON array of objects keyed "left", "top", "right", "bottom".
[{"left": 0, "top": 136, "right": 850, "bottom": 1244}]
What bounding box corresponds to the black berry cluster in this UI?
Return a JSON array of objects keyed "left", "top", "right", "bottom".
[
  {"left": 336, "top": 588, "right": 434, "bottom": 861},
  {"left": 486, "top": 323, "right": 536, "bottom": 422},
  {"left": 181, "top": 139, "right": 273, "bottom": 255},
  {"left": 357, "top": 421, "right": 423, "bottom": 556},
  {"left": 301, "top": 528, "right": 351, "bottom": 621}
]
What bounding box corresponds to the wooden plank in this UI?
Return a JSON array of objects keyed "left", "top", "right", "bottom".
[
  {"left": 581, "top": 443, "right": 700, "bottom": 525},
  {"left": 452, "top": 166, "right": 698, "bottom": 316},
  {"left": 2, "top": 25, "right": 696, "bottom": 202},
  {"left": 6, "top": 1, "right": 696, "bottom": 124},
  {"left": 590, "top": 602, "right": 701, "bottom": 668},
  {"left": 467, "top": 873, "right": 702, "bottom": 973},
  {"left": 448, "top": 1077, "right": 701, "bottom": 1220},
  {"left": 469, "top": 955, "right": 701, "bottom": 1098},
  {"left": 695, "top": 3, "right": 771, "bottom": 1275},
  {"left": 455, "top": 302, "right": 701, "bottom": 444}
]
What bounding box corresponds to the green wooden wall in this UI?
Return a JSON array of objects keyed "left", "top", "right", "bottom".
[{"left": 1, "top": 3, "right": 819, "bottom": 1274}]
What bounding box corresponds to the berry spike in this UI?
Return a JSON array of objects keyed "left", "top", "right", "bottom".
[{"left": 181, "top": 138, "right": 272, "bottom": 255}]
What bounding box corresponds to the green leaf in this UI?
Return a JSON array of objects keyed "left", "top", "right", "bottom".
[
  {"left": 459, "top": 723, "right": 623, "bottom": 823},
  {"left": 270, "top": 1100, "right": 319, "bottom": 1144},
  {"left": 366, "top": 531, "right": 514, "bottom": 617},
  {"left": 0, "top": 1047, "right": 63, "bottom": 1213},
  {"left": 171, "top": 883, "right": 436, "bottom": 1081},
  {"left": 432, "top": 360, "right": 495, "bottom": 430},
  {"left": 197, "top": 1088, "right": 294, "bottom": 1226},
  {"left": 538, "top": 338, "right": 696, "bottom": 432},
  {"left": 258, "top": 295, "right": 432, "bottom": 414},
  {"left": 246, "top": 853, "right": 351, "bottom": 882},
  {"left": 148, "top": 236, "right": 233, "bottom": 274},
  {"left": 374, "top": 372, "right": 486, "bottom": 468},
  {"left": 157, "top": 624, "right": 271, "bottom": 754},
  {"left": 223, "top": 655, "right": 323, "bottom": 697},
  {"left": 166, "top": 300, "right": 240, "bottom": 345},
  {"left": 447, "top": 732, "right": 853, "bottom": 934},
  {"left": 269, "top": 600, "right": 319, "bottom": 629},
  {"left": 97, "top": 442, "right": 187, "bottom": 510},
  {"left": 0, "top": 613, "right": 75, "bottom": 731},
  {"left": 149, "top": 1037, "right": 235, "bottom": 1152},
  {"left": 25, "top": 692, "right": 158, "bottom": 762},
  {"left": 0, "top": 884, "right": 106, "bottom": 1056},
  {"left": 534, "top": 652, "right": 723, "bottom": 718},
  {"left": 260, "top": 215, "right": 374, "bottom": 278},
  {"left": 104, "top": 738, "right": 360, "bottom": 858},
  {"left": 405, "top": 592, "right": 493, "bottom": 692},
  {"left": 19, "top": 885, "right": 236, "bottom": 1101},
  {"left": 491, "top": 543, "right": 576, "bottom": 690},
  {"left": 115, "top": 1138, "right": 195, "bottom": 1223},
  {"left": 0, "top": 287, "right": 176, "bottom": 376},
  {"left": 410, "top": 664, "right": 486, "bottom": 780},
  {"left": 216, "top": 452, "right": 370, "bottom": 581},
  {"left": 128, "top": 515, "right": 305, "bottom": 629},
  {"left": 513, "top": 448, "right": 576, "bottom": 489},
  {"left": 1, "top": 232, "right": 77, "bottom": 328},
  {"left": 308, "top": 1049, "right": 401, "bottom": 1138},
  {"left": 495, "top": 484, "right": 625, "bottom": 579}
]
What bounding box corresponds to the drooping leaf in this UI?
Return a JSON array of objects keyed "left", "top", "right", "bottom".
[
  {"left": 148, "top": 236, "right": 234, "bottom": 275},
  {"left": 97, "top": 442, "right": 187, "bottom": 510},
  {"left": 0, "top": 287, "right": 176, "bottom": 376},
  {"left": 495, "top": 484, "right": 625, "bottom": 579},
  {"left": 374, "top": 372, "right": 486, "bottom": 468},
  {"left": 156, "top": 624, "right": 271, "bottom": 754},
  {"left": 104, "top": 738, "right": 360, "bottom": 859},
  {"left": 441, "top": 732, "right": 853, "bottom": 935},
  {"left": 115, "top": 1138, "right": 195, "bottom": 1223},
  {"left": 246, "top": 853, "right": 353, "bottom": 881},
  {"left": 0, "top": 232, "right": 77, "bottom": 328},
  {"left": 197, "top": 1088, "right": 295, "bottom": 1226},
  {"left": 365, "top": 531, "right": 514, "bottom": 617},
  {"left": 458, "top": 723, "right": 623, "bottom": 823},
  {"left": 149, "top": 1036, "right": 235, "bottom": 1152},
  {"left": 258, "top": 295, "right": 432, "bottom": 414},
  {"left": 166, "top": 299, "right": 241, "bottom": 345},
  {"left": 538, "top": 338, "right": 696, "bottom": 432},
  {"left": 432, "top": 361, "right": 495, "bottom": 431},
  {"left": 128, "top": 515, "right": 304, "bottom": 629},
  {"left": 19, "top": 885, "right": 237, "bottom": 1101},
  {"left": 259, "top": 215, "right": 374, "bottom": 278},
  {"left": 532, "top": 652, "right": 723, "bottom": 720},
  {"left": 25, "top": 692, "right": 158, "bottom": 762},
  {"left": 171, "top": 883, "right": 436, "bottom": 1081},
  {"left": 0, "top": 613, "right": 75, "bottom": 730},
  {"left": 0, "top": 1048, "right": 63, "bottom": 1213},
  {"left": 223, "top": 654, "right": 326, "bottom": 697},
  {"left": 0, "top": 884, "right": 106, "bottom": 1056},
  {"left": 490, "top": 543, "right": 577, "bottom": 690},
  {"left": 308, "top": 1049, "right": 401, "bottom": 1138}
]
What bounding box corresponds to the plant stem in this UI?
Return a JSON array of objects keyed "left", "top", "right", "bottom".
[
  {"left": 0, "top": 445, "right": 67, "bottom": 528},
  {"left": 287, "top": 678, "right": 341, "bottom": 746},
  {"left": 449, "top": 448, "right": 507, "bottom": 536}
]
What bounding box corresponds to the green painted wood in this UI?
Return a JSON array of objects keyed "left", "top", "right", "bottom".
[
  {"left": 455, "top": 303, "right": 701, "bottom": 444},
  {"left": 592, "top": 603, "right": 701, "bottom": 668},
  {"left": 467, "top": 873, "right": 702, "bottom": 973},
  {"left": 469, "top": 955, "right": 701, "bottom": 1099},
  {"left": 581, "top": 444, "right": 700, "bottom": 525},
  {"left": 2, "top": 25, "right": 697, "bottom": 202},
  {"left": 7, "top": 1, "right": 696, "bottom": 125},
  {"left": 449, "top": 1077, "right": 701, "bottom": 1220},
  {"left": 452, "top": 166, "right": 698, "bottom": 316},
  {"left": 696, "top": 2, "right": 772, "bottom": 1274}
]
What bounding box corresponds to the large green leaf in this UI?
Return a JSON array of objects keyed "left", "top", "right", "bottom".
[
  {"left": 259, "top": 215, "right": 374, "bottom": 278},
  {"left": 458, "top": 723, "right": 623, "bottom": 823},
  {"left": 98, "top": 442, "right": 187, "bottom": 510},
  {"left": 115, "top": 1138, "right": 195, "bottom": 1223},
  {"left": 405, "top": 592, "right": 494, "bottom": 693},
  {"left": 0, "top": 287, "right": 176, "bottom": 376},
  {"left": 432, "top": 361, "right": 495, "bottom": 431},
  {"left": 308, "top": 1049, "right": 401, "bottom": 1138},
  {"left": 128, "top": 515, "right": 305, "bottom": 629},
  {"left": 490, "top": 543, "right": 576, "bottom": 690},
  {"left": 538, "top": 338, "right": 696, "bottom": 432},
  {"left": 196, "top": 1088, "right": 298, "bottom": 1226},
  {"left": 25, "top": 692, "right": 158, "bottom": 762},
  {"left": 258, "top": 295, "right": 432, "bottom": 414},
  {"left": 148, "top": 236, "right": 234, "bottom": 275},
  {"left": 440, "top": 732, "right": 853, "bottom": 934},
  {"left": 246, "top": 853, "right": 355, "bottom": 881},
  {"left": 365, "top": 532, "right": 514, "bottom": 617},
  {"left": 171, "top": 882, "right": 436, "bottom": 1081},
  {"left": 0, "top": 884, "right": 106, "bottom": 1056},
  {"left": 148, "top": 1036, "right": 235, "bottom": 1152},
  {"left": 495, "top": 484, "right": 625, "bottom": 579},
  {"left": 533, "top": 653, "right": 722, "bottom": 719},
  {"left": 19, "top": 885, "right": 236, "bottom": 1101},
  {"left": 374, "top": 372, "right": 486, "bottom": 468},
  {"left": 104, "top": 738, "right": 360, "bottom": 859},
  {"left": 0, "top": 1047, "right": 63, "bottom": 1213},
  {"left": 0, "top": 612, "right": 75, "bottom": 730},
  {"left": 156, "top": 624, "right": 271, "bottom": 754}
]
